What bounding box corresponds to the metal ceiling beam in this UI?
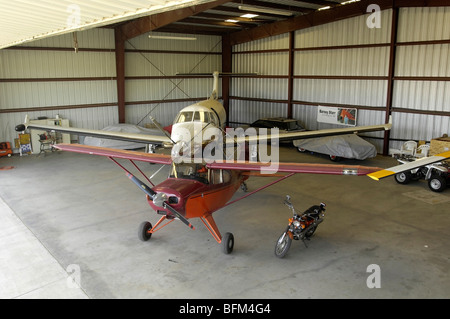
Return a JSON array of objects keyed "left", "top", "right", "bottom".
[
  {"left": 179, "top": 17, "right": 243, "bottom": 27},
  {"left": 156, "top": 24, "right": 230, "bottom": 35},
  {"left": 117, "top": 0, "right": 233, "bottom": 40}
]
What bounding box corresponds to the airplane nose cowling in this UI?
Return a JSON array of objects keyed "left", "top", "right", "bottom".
[{"left": 152, "top": 192, "right": 168, "bottom": 207}]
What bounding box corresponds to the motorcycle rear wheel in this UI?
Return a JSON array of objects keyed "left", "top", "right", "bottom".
[
  {"left": 275, "top": 232, "right": 292, "bottom": 258},
  {"left": 305, "top": 226, "right": 317, "bottom": 238}
]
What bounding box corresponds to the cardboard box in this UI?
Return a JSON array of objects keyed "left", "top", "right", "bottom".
[{"left": 430, "top": 136, "right": 450, "bottom": 156}]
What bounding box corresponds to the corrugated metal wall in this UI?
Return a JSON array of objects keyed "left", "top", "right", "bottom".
[
  {"left": 0, "top": 28, "right": 117, "bottom": 144},
  {"left": 230, "top": 7, "right": 450, "bottom": 153},
  {"left": 124, "top": 32, "right": 222, "bottom": 127},
  {"left": 232, "top": 33, "right": 290, "bottom": 125},
  {"left": 0, "top": 29, "right": 221, "bottom": 144},
  {"left": 391, "top": 7, "right": 450, "bottom": 149},
  {"left": 294, "top": 9, "right": 391, "bottom": 150},
  {"left": 230, "top": 10, "right": 392, "bottom": 152}
]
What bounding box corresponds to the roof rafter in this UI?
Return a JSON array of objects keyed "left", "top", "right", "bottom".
[{"left": 117, "top": 0, "right": 233, "bottom": 40}]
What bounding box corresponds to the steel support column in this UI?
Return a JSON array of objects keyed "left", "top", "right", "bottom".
[
  {"left": 114, "top": 28, "right": 126, "bottom": 123},
  {"left": 384, "top": 8, "right": 399, "bottom": 156},
  {"left": 222, "top": 35, "right": 232, "bottom": 126},
  {"left": 287, "top": 31, "right": 295, "bottom": 119}
]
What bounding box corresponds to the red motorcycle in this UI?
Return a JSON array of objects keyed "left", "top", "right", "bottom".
[{"left": 275, "top": 195, "right": 326, "bottom": 258}]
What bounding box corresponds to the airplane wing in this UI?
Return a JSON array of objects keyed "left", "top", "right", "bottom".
[
  {"left": 207, "top": 161, "right": 382, "bottom": 176},
  {"left": 53, "top": 144, "right": 173, "bottom": 165},
  {"left": 367, "top": 150, "right": 450, "bottom": 181},
  {"left": 15, "top": 116, "right": 173, "bottom": 146},
  {"left": 227, "top": 120, "right": 392, "bottom": 145}
]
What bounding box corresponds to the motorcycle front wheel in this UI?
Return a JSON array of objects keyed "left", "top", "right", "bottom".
[{"left": 275, "top": 232, "right": 292, "bottom": 258}]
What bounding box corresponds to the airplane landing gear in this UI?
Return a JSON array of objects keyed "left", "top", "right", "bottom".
[
  {"left": 222, "top": 232, "right": 234, "bottom": 254},
  {"left": 138, "top": 221, "right": 152, "bottom": 241}
]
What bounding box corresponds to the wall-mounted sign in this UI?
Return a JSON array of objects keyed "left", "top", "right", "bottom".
[{"left": 317, "top": 106, "right": 357, "bottom": 127}]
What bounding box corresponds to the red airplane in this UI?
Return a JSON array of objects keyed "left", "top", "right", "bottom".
[
  {"left": 49, "top": 143, "right": 381, "bottom": 254},
  {"left": 15, "top": 72, "right": 392, "bottom": 254}
]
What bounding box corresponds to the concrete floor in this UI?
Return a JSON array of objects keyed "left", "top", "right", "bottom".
[{"left": 1, "top": 146, "right": 449, "bottom": 299}]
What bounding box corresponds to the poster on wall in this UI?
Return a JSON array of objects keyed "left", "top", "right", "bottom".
[{"left": 317, "top": 106, "right": 357, "bottom": 126}]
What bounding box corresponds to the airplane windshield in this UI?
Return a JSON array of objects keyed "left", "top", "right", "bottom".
[
  {"left": 175, "top": 111, "right": 216, "bottom": 124},
  {"left": 175, "top": 111, "right": 194, "bottom": 124},
  {"left": 170, "top": 163, "right": 208, "bottom": 184}
]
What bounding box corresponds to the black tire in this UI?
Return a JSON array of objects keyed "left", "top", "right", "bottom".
[
  {"left": 304, "top": 226, "right": 317, "bottom": 238},
  {"left": 428, "top": 175, "right": 447, "bottom": 192},
  {"left": 274, "top": 232, "right": 292, "bottom": 258},
  {"left": 138, "top": 221, "right": 152, "bottom": 241},
  {"left": 222, "top": 232, "right": 234, "bottom": 254},
  {"left": 395, "top": 171, "right": 412, "bottom": 184}
]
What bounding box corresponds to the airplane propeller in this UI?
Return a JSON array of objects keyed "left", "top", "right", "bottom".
[{"left": 126, "top": 171, "right": 195, "bottom": 230}]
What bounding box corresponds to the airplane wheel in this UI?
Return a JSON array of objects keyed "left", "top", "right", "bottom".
[
  {"left": 138, "top": 221, "right": 152, "bottom": 241},
  {"left": 222, "top": 232, "right": 234, "bottom": 254}
]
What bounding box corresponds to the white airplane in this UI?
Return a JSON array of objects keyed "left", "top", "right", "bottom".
[{"left": 16, "top": 71, "right": 391, "bottom": 154}]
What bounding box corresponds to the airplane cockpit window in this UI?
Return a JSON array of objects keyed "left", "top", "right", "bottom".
[
  {"left": 175, "top": 111, "right": 194, "bottom": 124},
  {"left": 175, "top": 110, "right": 219, "bottom": 126},
  {"left": 170, "top": 163, "right": 208, "bottom": 184}
]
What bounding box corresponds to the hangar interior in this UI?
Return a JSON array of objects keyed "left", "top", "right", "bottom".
[{"left": 0, "top": 0, "right": 449, "bottom": 299}]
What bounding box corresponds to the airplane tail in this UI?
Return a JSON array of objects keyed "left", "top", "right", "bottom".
[{"left": 176, "top": 71, "right": 258, "bottom": 101}]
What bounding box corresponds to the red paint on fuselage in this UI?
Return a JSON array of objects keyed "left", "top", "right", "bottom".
[{"left": 147, "top": 169, "right": 247, "bottom": 219}]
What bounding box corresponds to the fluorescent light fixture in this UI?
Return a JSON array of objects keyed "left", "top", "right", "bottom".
[
  {"left": 148, "top": 35, "right": 197, "bottom": 40},
  {"left": 225, "top": 19, "right": 239, "bottom": 23},
  {"left": 318, "top": 6, "right": 331, "bottom": 11},
  {"left": 341, "top": 0, "right": 360, "bottom": 4},
  {"left": 241, "top": 13, "right": 259, "bottom": 18},
  {"left": 238, "top": 5, "right": 293, "bottom": 16}
]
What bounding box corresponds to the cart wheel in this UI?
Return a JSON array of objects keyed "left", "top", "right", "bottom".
[
  {"left": 222, "top": 232, "right": 234, "bottom": 254},
  {"left": 395, "top": 171, "right": 412, "bottom": 184},
  {"left": 138, "top": 221, "right": 152, "bottom": 241},
  {"left": 428, "top": 175, "right": 447, "bottom": 192}
]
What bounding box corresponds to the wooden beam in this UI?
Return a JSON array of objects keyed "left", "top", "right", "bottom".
[{"left": 118, "top": 0, "right": 232, "bottom": 40}]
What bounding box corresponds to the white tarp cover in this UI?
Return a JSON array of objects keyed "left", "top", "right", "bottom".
[
  {"left": 83, "top": 124, "right": 166, "bottom": 149},
  {"left": 293, "top": 134, "right": 377, "bottom": 160}
]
